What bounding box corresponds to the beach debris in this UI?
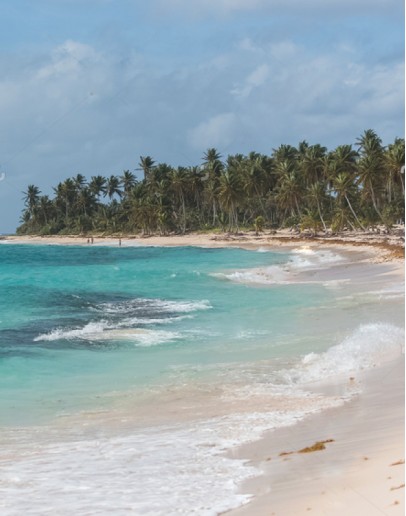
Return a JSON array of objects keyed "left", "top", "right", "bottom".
[
  {"left": 390, "top": 484, "right": 405, "bottom": 491},
  {"left": 363, "top": 456, "right": 369, "bottom": 461},
  {"left": 298, "top": 439, "right": 335, "bottom": 454},
  {"left": 390, "top": 459, "right": 405, "bottom": 466},
  {"left": 279, "top": 439, "right": 335, "bottom": 456}
]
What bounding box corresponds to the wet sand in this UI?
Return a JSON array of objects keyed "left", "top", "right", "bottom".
[{"left": 227, "top": 357, "right": 404, "bottom": 515}]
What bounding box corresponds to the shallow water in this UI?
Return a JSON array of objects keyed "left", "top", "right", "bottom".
[{"left": 0, "top": 243, "right": 403, "bottom": 515}]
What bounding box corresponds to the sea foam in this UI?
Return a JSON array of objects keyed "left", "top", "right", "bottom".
[
  {"left": 93, "top": 298, "right": 212, "bottom": 315},
  {"left": 283, "top": 322, "right": 404, "bottom": 385},
  {"left": 34, "top": 297, "right": 211, "bottom": 345},
  {"left": 212, "top": 247, "right": 345, "bottom": 286},
  {"left": 0, "top": 402, "right": 346, "bottom": 516},
  {"left": 34, "top": 322, "right": 181, "bottom": 347}
]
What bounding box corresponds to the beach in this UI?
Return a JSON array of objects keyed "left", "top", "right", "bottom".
[
  {"left": 0, "top": 231, "right": 404, "bottom": 515},
  {"left": 5, "top": 228, "right": 405, "bottom": 257},
  {"left": 228, "top": 357, "right": 404, "bottom": 515}
]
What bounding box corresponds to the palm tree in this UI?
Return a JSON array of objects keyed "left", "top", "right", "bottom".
[
  {"left": 17, "top": 130, "right": 404, "bottom": 236},
  {"left": 138, "top": 156, "right": 155, "bottom": 181},
  {"left": 298, "top": 140, "right": 309, "bottom": 156},
  {"left": 356, "top": 129, "right": 383, "bottom": 156},
  {"left": 327, "top": 145, "right": 358, "bottom": 179},
  {"left": 120, "top": 170, "right": 137, "bottom": 197},
  {"left": 357, "top": 154, "right": 384, "bottom": 220},
  {"left": 89, "top": 175, "right": 107, "bottom": 200},
  {"left": 54, "top": 178, "right": 76, "bottom": 221},
  {"left": 300, "top": 144, "right": 327, "bottom": 187},
  {"left": 37, "top": 195, "right": 53, "bottom": 226},
  {"left": 187, "top": 166, "right": 205, "bottom": 214},
  {"left": 241, "top": 152, "right": 268, "bottom": 216},
  {"left": 326, "top": 144, "right": 359, "bottom": 213},
  {"left": 73, "top": 173, "right": 87, "bottom": 192},
  {"left": 331, "top": 205, "right": 356, "bottom": 232},
  {"left": 202, "top": 149, "right": 223, "bottom": 225},
  {"left": 300, "top": 211, "right": 322, "bottom": 236},
  {"left": 168, "top": 167, "right": 188, "bottom": 233},
  {"left": 356, "top": 129, "right": 385, "bottom": 220},
  {"left": 217, "top": 170, "right": 243, "bottom": 232},
  {"left": 272, "top": 144, "right": 298, "bottom": 163},
  {"left": 23, "top": 185, "right": 41, "bottom": 219},
  {"left": 202, "top": 148, "right": 223, "bottom": 176},
  {"left": 332, "top": 172, "right": 365, "bottom": 230},
  {"left": 384, "top": 138, "right": 405, "bottom": 201},
  {"left": 131, "top": 196, "right": 157, "bottom": 235},
  {"left": 307, "top": 181, "right": 328, "bottom": 232},
  {"left": 76, "top": 187, "right": 96, "bottom": 217},
  {"left": 105, "top": 175, "right": 123, "bottom": 200},
  {"left": 275, "top": 171, "right": 303, "bottom": 221}
]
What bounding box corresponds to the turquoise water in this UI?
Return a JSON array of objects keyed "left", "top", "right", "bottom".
[
  {"left": 0, "top": 242, "right": 404, "bottom": 515},
  {"left": 0, "top": 243, "right": 330, "bottom": 425}
]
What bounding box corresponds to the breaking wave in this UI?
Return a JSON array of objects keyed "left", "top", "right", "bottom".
[
  {"left": 34, "top": 297, "right": 211, "bottom": 346},
  {"left": 34, "top": 322, "right": 181, "bottom": 347},
  {"left": 283, "top": 322, "right": 404, "bottom": 385},
  {"left": 92, "top": 298, "right": 212, "bottom": 315},
  {"left": 212, "top": 247, "right": 345, "bottom": 285}
]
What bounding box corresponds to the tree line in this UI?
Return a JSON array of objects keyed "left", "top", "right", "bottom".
[{"left": 17, "top": 129, "right": 405, "bottom": 236}]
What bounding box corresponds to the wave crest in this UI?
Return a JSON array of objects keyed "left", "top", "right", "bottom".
[
  {"left": 212, "top": 247, "right": 345, "bottom": 285},
  {"left": 284, "top": 323, "right": 405, "bottom": 384}
]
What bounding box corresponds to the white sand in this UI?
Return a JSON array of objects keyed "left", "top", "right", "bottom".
[{"left": 226, "top": 358, "right": 404, "bottom": 515}]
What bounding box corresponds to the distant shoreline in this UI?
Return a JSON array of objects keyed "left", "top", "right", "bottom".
[{"left": 5, "top": 228, "right": 405, "bottom": 262}]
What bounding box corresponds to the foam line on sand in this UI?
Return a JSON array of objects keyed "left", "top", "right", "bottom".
[{"left": 226, "top": 358, "right": 405, "bottom": 515}]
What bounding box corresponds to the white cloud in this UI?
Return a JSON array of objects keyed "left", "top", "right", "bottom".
[
  {"left": 188, "top": 113, "right": 238, "bottom": 150},
  {"left": 269, "top": 41, "right": 298, "bottom": 61},
  {"left": 231, "top": 64, "right": 270, "bottom": 98},
  {"left": 0, "top": 31, "right": 403, "bottom": 232},
  {"left": 36, "top": 41, "right": 100, "bottom": 80},
  {"left": 238, "top": 38, "right": 260, "bottom": 53}
]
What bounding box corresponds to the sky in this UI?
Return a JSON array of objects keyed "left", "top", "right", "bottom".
[{"left": 0, "top": 0, "right": 404, "bottom": 233}]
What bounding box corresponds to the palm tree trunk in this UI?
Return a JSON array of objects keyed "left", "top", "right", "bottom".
[
  {"left": 316, "top": 200, "right": 327, "bottom": 232},
  {"left": 399, "top": 169, "right": 405, "bottom": 197},
  {"left": 369, "top": 179, "right": 383, "bottom": 220},
  {"left": 345, "top": 194, "right": 365, "bottom": 230},
  {"left": 181, "top": 195, "right": 186, "bottom": 234}
]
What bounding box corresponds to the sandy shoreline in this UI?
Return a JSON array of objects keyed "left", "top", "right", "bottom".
[
  {"left": 227, "top": 358, "right": 404, "bottom": 515},
  {"left": 3, "top": 229, "right": 405, "bottom": 263},
  {"left": 3, "top": 231, "right": 405, "bottom": 515}
]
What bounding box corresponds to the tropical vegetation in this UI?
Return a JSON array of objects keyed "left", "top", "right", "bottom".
[{"left": 17, "top": 130, "right": 405, "bottom": 236}]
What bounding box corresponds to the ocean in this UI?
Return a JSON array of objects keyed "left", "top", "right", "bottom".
[{"left": 0, "top": 242, "right": 404, "bottom": 515}]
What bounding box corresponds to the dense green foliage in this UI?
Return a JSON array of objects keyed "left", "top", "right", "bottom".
[{"left": 18, "top": 130, "right": 405, "bottom": 236}]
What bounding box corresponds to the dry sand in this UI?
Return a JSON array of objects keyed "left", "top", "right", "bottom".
[{"left": 4, "top": 230, "right": 405, "bottom": 515}]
